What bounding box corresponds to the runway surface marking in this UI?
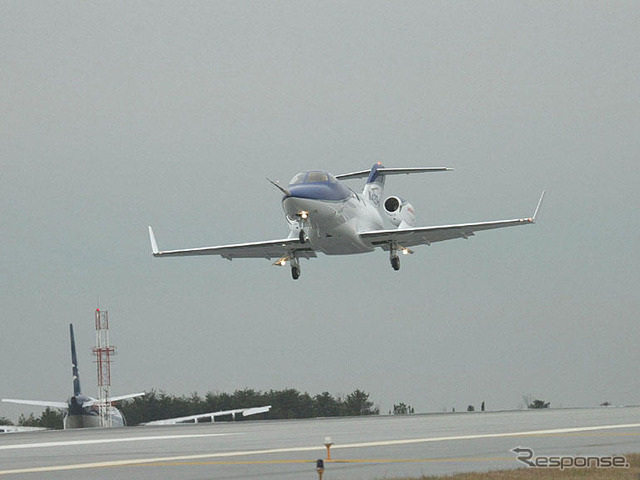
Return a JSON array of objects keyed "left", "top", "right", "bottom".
[
  {"left": 0, "top": 432, "right": 240, "bottom": 451},
  {"left": 143, "top": 457, "right": 513, "bottom": 466},
  {"left": 1, "top": 422, "right": 639, "bottom": 475}
]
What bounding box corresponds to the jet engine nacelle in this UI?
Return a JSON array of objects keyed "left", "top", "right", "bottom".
[{"left": 383, "top": 196, "right": 416, "bottom": 228}]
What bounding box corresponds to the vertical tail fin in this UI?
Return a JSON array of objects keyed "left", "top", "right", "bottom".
[
  {"left": 70, "top": 324, "right": 81, "bottom": 396},
  {"left": 363, "top": 162, "right": 386, "bottom": 207}
]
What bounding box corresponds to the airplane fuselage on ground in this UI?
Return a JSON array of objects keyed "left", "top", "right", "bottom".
[{"left": 2, "top": 323, "right": 144, "bottom": 429}]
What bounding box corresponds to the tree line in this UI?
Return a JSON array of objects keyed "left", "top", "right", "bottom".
[
  {"left": 120, "top": 388, "right": 379, "bottom": 425},
  {"left": 2, "top": 388, "right": 380, "bottom": 429},
  {"left": 1, "top": 408, "right": 63, "bottom": 430}
]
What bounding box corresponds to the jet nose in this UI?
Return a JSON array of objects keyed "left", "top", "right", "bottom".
[
  {"left": 286, "top": 184, "right": 316, "bottom": 200},
  {"left": 282, "top": 194, "right": 310, "bottom": 218}
]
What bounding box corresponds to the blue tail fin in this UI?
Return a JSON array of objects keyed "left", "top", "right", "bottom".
[
  {"left": 70, "top": 324, "right": 81, "bottom": 396},
  {"left": 363, "top": 162, "right": 386, "bottom": 207}
]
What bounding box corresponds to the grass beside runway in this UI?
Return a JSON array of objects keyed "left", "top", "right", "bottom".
[{"left": 386, "top": 453, "right": 640, "bottom": 479}]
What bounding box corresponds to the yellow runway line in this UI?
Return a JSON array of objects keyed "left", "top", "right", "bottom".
[{"left": 137, "top": 457, "right": 515, "bottom": 467}]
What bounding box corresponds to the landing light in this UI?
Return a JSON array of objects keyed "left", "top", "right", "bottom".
[
  {"left": 273, "top": 257, "right": 288, "bottom": 267},
  {"left": 300, "top": 211, "right": 309, "bottom": 220},
  {"left": 402, "top": 248, "right": 410, "bottom": 255}
]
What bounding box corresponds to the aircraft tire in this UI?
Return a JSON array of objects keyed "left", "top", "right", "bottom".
[
  {"left": 292, "top": 266, "right": 301, "bottom": 280},
  {"left": 391, "top": 256, "right": 400, "bottom": 271}
]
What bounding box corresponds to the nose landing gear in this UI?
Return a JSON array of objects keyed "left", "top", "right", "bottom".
[{"left": 297, "top": 211, "right": 309, "bottom": 244}]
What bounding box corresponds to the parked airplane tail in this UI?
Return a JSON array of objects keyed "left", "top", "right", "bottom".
[{"left": 70, "top": 324, "right": 81, "bottom": 397}]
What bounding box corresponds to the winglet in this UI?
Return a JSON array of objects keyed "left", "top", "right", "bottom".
[
  {"left": 148, "top": 226, "right": 159, "bottom": 255},
  {"left": 531, "top": 190, "right": 545, "bottom": 223}
]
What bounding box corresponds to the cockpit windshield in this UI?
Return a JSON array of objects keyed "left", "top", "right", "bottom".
[
  {"left": 307, "top": 171, "right": 328, "bottom": 183},
  {"left": 288, "top": 171, "right": 336, "bottom": 185},
  {"left": 289, "top": 172, "right": 307, "bottom": 185}
]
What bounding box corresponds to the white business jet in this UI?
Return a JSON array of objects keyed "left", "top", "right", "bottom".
[{"left": 148, "top": 163, "right": 543, "bottom": 279}]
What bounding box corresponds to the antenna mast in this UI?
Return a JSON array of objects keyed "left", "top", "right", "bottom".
[{"left": 92, "top": 309, "right": 116, "bottom": 427}]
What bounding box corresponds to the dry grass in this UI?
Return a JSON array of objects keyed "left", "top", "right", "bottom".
[{"left": 385, "top": 453, "right": 640, "bottom": 479}]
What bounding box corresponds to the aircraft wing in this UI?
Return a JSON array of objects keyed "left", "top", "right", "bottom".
[
  {"left": 142, "top": 405, "right": 272, "bottom": 425},
  {"left": 0, "top": 426, "right": 48, "bottom": 433},
  {"left": 2, "top": 398, "right": 69, "bottom": 410},
  {"left": 361, "top": 191, "right": 545, "bottom": 249},
  {"left": 148, "top": 227, "right": 316, "bottom": 260}
]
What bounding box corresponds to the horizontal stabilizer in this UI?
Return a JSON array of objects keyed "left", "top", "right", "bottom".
[
  {"left": 83, "top": 392, "right": 146, "bottom": 408},
  {"left": 110, "top": 392, "right": 146, "bottom": 402},
  {"left": 336, "top": 166, "right": 452, "bottom": 180},
  {"left": 2, "top": 398, "right": 69, "bottom": 410}
]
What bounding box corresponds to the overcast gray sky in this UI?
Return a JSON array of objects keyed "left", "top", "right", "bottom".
[{"left": 2, "top": 1, "right": 639, "bottom": 421}]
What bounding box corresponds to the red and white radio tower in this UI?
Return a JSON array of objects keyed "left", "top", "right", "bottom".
[{"left": 92, "top": 309, "right": 116, "bottom": 427}]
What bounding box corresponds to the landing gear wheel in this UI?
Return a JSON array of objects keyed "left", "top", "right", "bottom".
[
  {"left": 291, "top": 265, "right": 301, "bottom": 280},
  {"left": 391, "top": 256, "right": 400, "bottom": 271},
  {"left": 299, "top": 229, "right": 306, "bottom": 244}
]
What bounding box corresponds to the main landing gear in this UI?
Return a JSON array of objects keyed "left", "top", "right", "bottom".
[
  {"left": 290, "top": 256, "right": 301, "bottom": 280},
  {"left": 292, "top": 265, "right": 301, "bottom": 279},
  {"left": 390, "top": 242, "right": 401, "bottom": 271},
  {"left": 389, "top": 243, "right": 412, "bottom": 271}
]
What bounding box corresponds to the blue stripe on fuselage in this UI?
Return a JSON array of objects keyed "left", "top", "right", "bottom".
[{"left": 286, "top": 181, "right": 352, "bottom": 202}]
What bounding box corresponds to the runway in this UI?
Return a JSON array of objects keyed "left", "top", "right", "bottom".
[{"left": 2, "top": 406, "right": 640, "bottom": 479}]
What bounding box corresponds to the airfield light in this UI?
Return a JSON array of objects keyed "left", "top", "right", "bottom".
[
  {"left": 324, "top": 436, "right": 334, "bottom": 461},
  {"left": 316, "top": 459, "right": 325, "bottom": 479}
]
